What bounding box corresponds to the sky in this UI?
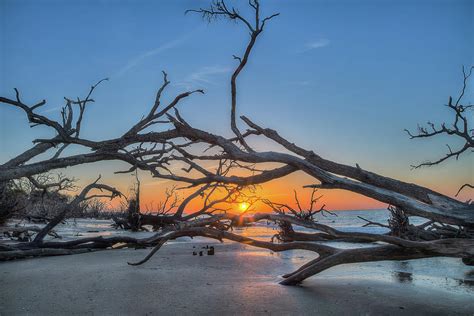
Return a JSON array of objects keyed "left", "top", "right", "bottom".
[{"left": 0, "top": 0, "right": 473, "bottom": 212}]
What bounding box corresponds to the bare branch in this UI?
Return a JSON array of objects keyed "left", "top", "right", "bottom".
[{"left": 406, "top": 66, "right": 473, "bottom": 168}]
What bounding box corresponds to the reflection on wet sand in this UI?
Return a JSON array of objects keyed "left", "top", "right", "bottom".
[
  {"left": 457, "top": 278, "right": 474, "bottom": 287},
  {"left": 393, "top": 271, "right": 413, "bottom": 283},
  {"left": 458, "top": 269, "right": 474, "bottom": 288},
  {"left": 392, "top": 261, "right": 413, "bottom": 283},
  {"left": 7, "top": 217, "right": 473, "bottom": 296}
]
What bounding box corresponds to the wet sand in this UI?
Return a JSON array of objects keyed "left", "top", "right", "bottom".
[{"left": 1, "top": 241, "right": 473, "bottom": 315}]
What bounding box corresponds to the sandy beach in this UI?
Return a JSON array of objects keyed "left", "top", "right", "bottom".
[{"left": 1, "top": 239, "right": 473, "bottom": 315}]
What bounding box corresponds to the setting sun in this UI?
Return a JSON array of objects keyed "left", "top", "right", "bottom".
[{"left": 239, "top": 202, "right": 250, "bottom": 212}]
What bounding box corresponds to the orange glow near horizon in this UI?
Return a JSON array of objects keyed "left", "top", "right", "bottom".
[
  {"left": 99, "top": 174, "right": 386, "bottom": 214},
  {"left": 87, "top": 161, "right": 469, "bottom": 215}
]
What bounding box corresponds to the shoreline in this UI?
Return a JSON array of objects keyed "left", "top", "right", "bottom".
[{"left": 1, "top": 241, "right": 473, "bottom": 315}]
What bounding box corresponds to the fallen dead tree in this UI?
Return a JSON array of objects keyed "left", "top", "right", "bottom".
[
  {"left": 0, "top": 0, "right": 472, "bottom": 286},
  {"left": 2, "top": 211, "right": 473, "bottom": 285}
]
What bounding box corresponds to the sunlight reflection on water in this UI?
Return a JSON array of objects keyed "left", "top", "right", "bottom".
[{"left": 5, "top": 210, "right": 474, "bottom": 294}]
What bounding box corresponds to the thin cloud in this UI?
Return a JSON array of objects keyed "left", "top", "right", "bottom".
[
  {"left": 113, "top": 37, "right": 186, "bottom": 78},
  {"left": 303, "top": 38, "right": 330, "bottom": 52},
  {"left": 40, "top": 106, "right": 62, "bottom": 114},
  {"left": 174, "top": 65, "right": 231, "bottom": 89}
]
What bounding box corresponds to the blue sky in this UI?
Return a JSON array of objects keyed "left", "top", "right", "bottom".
[{"left": 1, "top": 0, "right": 472, "bottom": 208}]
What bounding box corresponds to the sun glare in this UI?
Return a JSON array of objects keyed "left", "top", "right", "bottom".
[{"left": 239, "top": 202, "right": 250, "bottom": 212}]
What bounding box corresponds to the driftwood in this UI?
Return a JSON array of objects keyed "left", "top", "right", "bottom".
[
  {"left": 1, "top": 226, "right": 61, "bottom": 241},
  {"left": 0, "top": 0, "right": 473, "bottom": 286},
  {"left": 2, "top": 212, "right": 473, "bottom": 285}
]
